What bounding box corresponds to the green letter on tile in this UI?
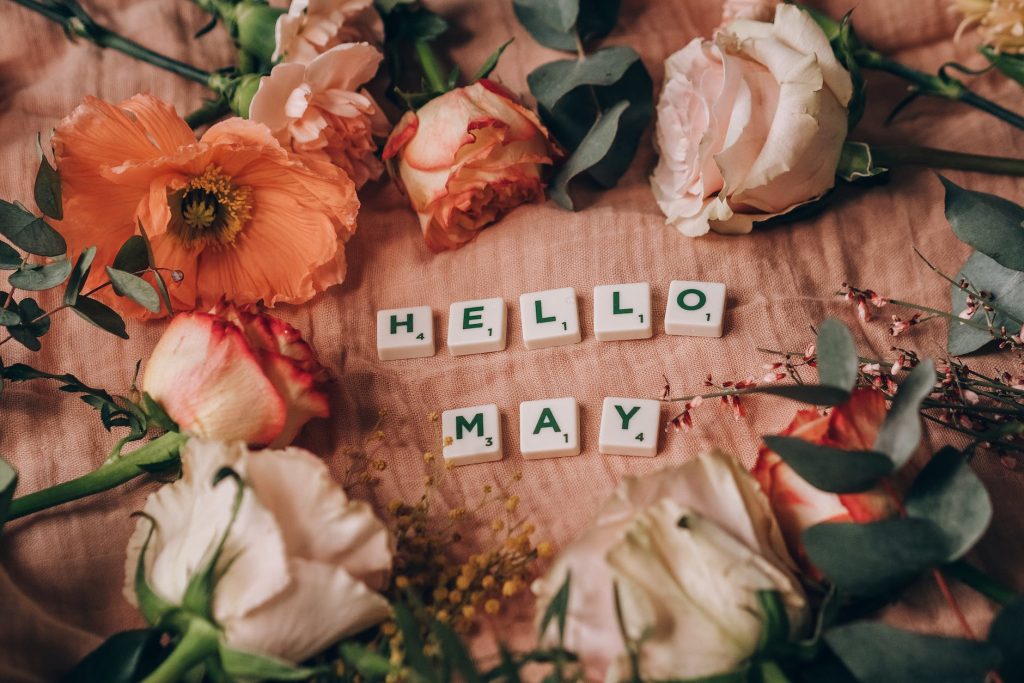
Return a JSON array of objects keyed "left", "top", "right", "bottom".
[
  {"left": 390, "top": 313, "right": 414, "bottom": 334},
  {"left": 676, "top": 289, "right": 706, "bottom": 311},
  {"left": 535, "top": 299, "right": 556, "bottom": 324},
  {"left": 612, "top": 291, "right": 633, "bottom": 315},
  {"left": 455, "top": 413, "right": 484, "bottom": 439},
  {"left": 463, "top": 305, "right": 485, "bottom": 329},
  {"left": 533, "top": 408, "right": 561, "bottom": 434},
  {"left": 615, "top": 405, "right": 641, "bottom": 430}
]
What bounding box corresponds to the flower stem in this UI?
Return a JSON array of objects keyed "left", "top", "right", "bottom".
[
  {"left": 943, "top": 560, "right": 1018, "bottom": 606},
  {"left": 870, "top": 145, "right": 1024, "bottom": 176},
  {"left": 757, "top": 660, "right": 793, "bottom": 683},
  {"left": 10, "top": 0, "right": 215, "bottom": 87},
  {"left": 7, "top": 431, "right": 187, "bottom": 521},
  {"left": 141, "top": 618, "right": 220, "bottom": 683},
  {"left": 184, "top": 99, "right": 231, "bottom": 129},
  {"left": 415, "top": 39, "right": 449, "bottom": 94}
]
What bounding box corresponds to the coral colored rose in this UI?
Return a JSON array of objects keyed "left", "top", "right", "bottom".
[
  {"left": 274, "top": 0, "right": 384, "bottom": 64},
  {"left": 52, "top": 94, "right": 359, "bottom": 315},
  {"left": 651, "top": 5, "right": 853, "bottom": 236},
  {"left": 124, "top": 440, "right": 393, "bottom": 664},
  {"left": 142, "top": 302, "right": 329, "bottom": 448},
  {"left": 752, "top": 388, "right": 902, "bottom": 572},
  {"left": 250, "top": 42, "right": 388, "bottom": 188},
  {"left": 382, "top": 80, "right": 560, "bottom": 252},
  {"left": 532, "top": 452, "right": 806, "bottom": 681},
  {"left": 720, "top": 0, "right": 780, "bottom": 24}
]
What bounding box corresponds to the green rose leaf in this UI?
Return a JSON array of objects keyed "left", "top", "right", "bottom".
[
  {"left": 62, "top": 629, "right": 169, "bottom": 683},
  {"left": 0, "top": 457, "right": 17, "bottom": 536},
  {"left": 34, "top": 136, "right": 63, "bottom": 220},
  {"left": 989, "top": 595, "right": 1024, "bottom": 683},
  {"left": 815, "top": 318, "right": 859, "bottom": 392},
  {"left": 751, "top": 384, "right": 851, "bottom": 406},
  {"left": 904, "top": 447, "right": 992, "bottom": 561},
  {"left": 0, "top": 199, "right": 66, "bottom": 256},
  {"left": 837, "top": 142, "right": 888, "bottom": 182},
  {"left": 761, "top": 436, "right": 893, "bottom": 493},
  {"left": 64, "top": 247, "right": 96, "bottom": 306},
  {"left": 873, "top": 359, "right": 935, "bottom": 468},
  {"left": 548, "top": 99, "right": 629, "bottom": 210},
  {"left": 949, "top": 251, "right": 1024, "bottom": 355},
  {"left": 982, "top": 46, "right": 1024, "bottom": 89},
  {"left": 112, "top": 235, "right": 151, "bottom": 274},
  {"left": 106, "top": 267, "right": 161, "bottom": 313},
  {"left": 825, "top": 621, "right": 1001, "bottom": 683},
  {"left": 0, "top": 242, "right": 23, "bottom": 270},
  {"left": 9, "top": 258, "right": 72, "bottom": 291},
  {"left": 219, "top": 645, "right": 322, "bottom": 680},
  {"left": 803, "top": 517, "right": 949, "bottom": 596},
  {"left": 941, "top": 175, "right": 1024, "bottom": 272},
  {"left": 72, "top": 296, "right": 128, "bottom": 339}
]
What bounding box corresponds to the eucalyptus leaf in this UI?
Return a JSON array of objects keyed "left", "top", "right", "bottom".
[
  {"left": 825, "top": 621, "right": 1001, "bottom": 683},
  {"left": 0, "top": 308, "right": 19, "bottom": 326},
  {"left": 72, "top": 297, "right": 128, "bottom": 339},
  {"left": 761, "top": 436, "right": 893, "bottom": 493},
  {"left": 803, "top": 517, "right": 949, "bottom": 596},
  {"left": 549, "top": 99, "right": 629, "bottom": 209},
  {"left": 112, "top": 235, "right": 150, "bottom": 274},
  {"left": 106, "top": 267, "right": 161, "bottom": 313},
  {"left": 61, "top": 629, "right": 168, "bottom": 683},
  {"left": 64, "top": 247, "right": 96, "bottom": 306},
  {"left": 750, "top": 384, "right": 851, "bottom": 406},
  {"left": 528, "top": 46, "right": 639, "bottom": 109},
  {"left": 837, "top": 141, "right": 888, "bottom": 182},
  {"left": 0, "top": 242, "right": 22, "bottom": 270},
  {"left": 34, "top": 138, "right": 63, "bottom": 220},
  {"left": 5, "top": 297, "right": 49, "bottom": 350},
  {"left": 472, "top": 38, "right": 513, "bottom": 82},
  {"left": 941, "top": 175, "right": 1024, "bottom": 271},
  {"left": 219, "top": 644, "right": 321, "bottom": 680},
  {"left": 815, "top": 318, "right": 859, "bottom": 392},
  {"left": 949, "top": 251, "right": 1024, "bottom": 355},
  {"left": 989, "top": 595, "right": 1024, "bottom": 683},
  {"left": 905, "top": 447, "right": 992, "bottom": 561},
  {"left": 151, "top": 269, "right": 174, "bottom": 316},
  {"left": 513, "top": 0, "right": 620, "bottom": 51},
  {"left": 9, "top": 258, "right": 72, "bottom": 291},
  {"left": 0, "top": 200, "right": 66, "bottom": 256},
  {"left": 873, "top": 359, "right": 935, "bottom": 468},
  {"left": 0, "top": 457, "right": 17, "bottom": 536}
]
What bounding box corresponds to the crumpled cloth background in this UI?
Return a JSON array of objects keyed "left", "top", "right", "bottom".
[{"left": 1, "top": 0, "right": 1022, "bottom": 679}]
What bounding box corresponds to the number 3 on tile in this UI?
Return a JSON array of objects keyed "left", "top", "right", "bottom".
[{"left": 485, "top": 437, "right": 493, "bottom": 446}]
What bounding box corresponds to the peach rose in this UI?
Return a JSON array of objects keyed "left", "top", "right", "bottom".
[
  {"left": 142, "top": 301, "right": 329, "bottom": 448},
  {"left": 720, "top": 0, "right": 780, "bottom": 24},
  {"left": 382, "top": 80, "right": 560, "bottom": 252},
  {"left": 250, "top": 42, "right": 388, "bottom": 188},
  {"left": 752, "top": 388, "right": 902, "bottom": 573},
  {"left": 274, "top": 0, "right": 384, "bottom": 64},
  {"left": 651, "top": 4, "right": 853, "bottom": 236}
]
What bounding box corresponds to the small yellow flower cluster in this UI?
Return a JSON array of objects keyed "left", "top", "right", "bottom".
[
  {"left": 339, "top": 410, "right": 390, "bottom": 488},
  {"left": 953, "top": 0, "right": 1024, "bottom": 53}
]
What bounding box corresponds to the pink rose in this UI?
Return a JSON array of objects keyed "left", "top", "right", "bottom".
[
  {"left": 274, "top": 0, "right": 384, "bottom": 64},
  {"left": 382, "top": 80, "right": 560, "bottom": 252},
  {"left": 651, "top": 5, "right": 853, "bottom": 236},
  {"left": 142, "top": 302, "right": 329, "bottom": 447},
  {"left": 250, "top": 42, "right": 388, "bottom": 188},
  {"left": 720, "top": 0, "right": 780, "bottom": 24}
]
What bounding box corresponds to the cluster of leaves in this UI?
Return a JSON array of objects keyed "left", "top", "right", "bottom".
[
  {"left": 513, "top": 0, "right": 652, "bottom": 210},
  {"left": 0, "top": 141, "right": 171, "bottom": 353}
]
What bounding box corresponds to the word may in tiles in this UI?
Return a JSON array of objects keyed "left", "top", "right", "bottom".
[
  {"left": 441, "top": 397, "right": 663, "bottom": 466},
  {"left": 375, "top": 280, "right": 726, "bottom": 361}
]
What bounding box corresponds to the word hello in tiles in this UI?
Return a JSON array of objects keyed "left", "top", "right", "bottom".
[
  {"left": 440, "top": 396, "right": 662, "bottom": 466},
  {"left": 375, "top": 279, "right": 726, "bottom": 361}
]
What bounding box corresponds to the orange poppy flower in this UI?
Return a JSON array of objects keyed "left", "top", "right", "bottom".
[{"left": 52, "top": 93, "right": 360, "bottom": 315}]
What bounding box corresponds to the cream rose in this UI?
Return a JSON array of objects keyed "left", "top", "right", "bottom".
[
  {"left": 651, "top": 4, "right": 853, "bottom": 236},
  {"left": 720, "top": 0, "right": 780, "bottom": 24},
  {"left": 124, "top": 440, "right": 393, "bottom": 666},
  {"left": 274, "top": 0, "right": 384, "bottom": 64},
  {"left": 250, "top": 42, "right": 388, "bottom": 188},
  {"left": 142, "top": 301, "right": 329, "bottom": 448},
  {"left": 532, "top": 451, "right": 807, "bottom": 681},
  {"left": 382, "top": 80, "right": 560, "bottom": 252}
]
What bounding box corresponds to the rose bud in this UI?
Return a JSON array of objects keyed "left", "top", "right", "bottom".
[
  {"left": 382, "top": 80, "right": 560, "bottom": 253},
  {"left": 533, "top": 451, "right": 806, "bottom": 681},
  {"left": 124, "top": 440, "right": 393, "bottom": 668},
  {"left": 752, "top": 388, "right": 911, "bottom": 574},
  {"left": 141, "top": 302, "right": 329, "bottom": 448},
  {"left": 651, "top": 4, "right": 853, "bottom": 236}
]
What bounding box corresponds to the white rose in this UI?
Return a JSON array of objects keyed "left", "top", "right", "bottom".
[
  {"left": 651, "top": 4, "right": 853, "bottom": 236},
  {"left": 124, "top": 440, "right": 393, "bottom": 664},
  {"left": 532, "top": 451, "right": 807, "bottom": 681}
]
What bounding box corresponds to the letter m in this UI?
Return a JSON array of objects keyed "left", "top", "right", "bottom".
[{"left": 455, "top": 413, "right": 484, "bottom": 439}]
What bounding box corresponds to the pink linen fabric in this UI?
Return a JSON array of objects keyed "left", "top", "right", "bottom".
[{"left": 0, "top": 0, "right": 1022, "bottom": 679}]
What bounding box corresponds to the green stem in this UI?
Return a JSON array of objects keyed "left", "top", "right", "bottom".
[
  {"left": 142, "top": 618, "right": 220, "bottom": 683},
  {"left": 943, "top": 561, "right": 1018, "bottom": 606},
  {"left": 415, "top": 39, "right": 448, "bottom": 94},
  {"left": 184, "top": 99, "right": 231, "bottom": 129},
  {"left": 757, "top": 660, "right": 793, "bottom": 683},
  {"left": 7, "top": 431, "right": 187, "bottom": 520},
  {"left": 871, "top": 145, "right": 1024, "bottom": 177},
  {"left": 9, "top": 0, "right": 215, "bottom": 87}
]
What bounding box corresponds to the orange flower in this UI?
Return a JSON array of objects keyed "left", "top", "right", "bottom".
[
  {"left": 52, "top": 94, "right": 359, "bottom": 316},
  {"left": 382, "top": 80, "right": 559, "bottom": 253},
  {"left": 752, "top": 388, "right": 901, "bottom": 574}
]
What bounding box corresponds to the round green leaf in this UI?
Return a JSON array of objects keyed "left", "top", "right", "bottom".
[
  {"left": 948, "top": 251, "right": 1024, "bottom": 356},
  {"left": 513, "top": 0, "right": 580, "bottom": 51},
  {"left": 64, "top": 247, "right": 97, "bottom": 306},
  {"left": 9, "top": 258, "right": 72, "bottom": 291},
  {"left": 941, "top": 175, "right": 1024, "bottom": 272},
  {"left": 106, "top": 267, "right": 161, "bottom": 313},
  {"left": 989, "top": 595, "right": 1024, "bottom": 683},
  {"left": 0, "top": 242, "right": 22, "bottom": 270},
  {"left": 112, "top": 235, "right": 150, "bottom": 274},
  {"left": 72, "top": 297, "right": 128, "bottom": 339},
  {"left": 34, "top": 148, "right": 63, "bottom": 220},
  {"left": 528, "top": 46, "right": 641, "bottom": 110},
  {"left": 761, "top": 436, "right": 893, "bottom": 493},
  {"left": 873, "top": 359, "right": 935, "bottom": 468},
  {"left": 816, "top": 318, "right": 859, "bottom": 392},
  {"left": 549, "top": 99, "right": 629, "bottom": 209},
  {"left": 0, "top": 200, "right": 66, "bottom": 256}
]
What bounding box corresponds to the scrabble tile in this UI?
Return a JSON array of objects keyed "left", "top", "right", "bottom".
[
  {"left": 376, "top": 306, "right": 435, "bottom": 360},
  {"left": 598, "top": 397, "right": 661, "bottom": 457},
  {"left": 447, "top": 297, "right": 507, "bottom": 356},
  {"left": 519, "top": 287, "right": 582, "bottom": 350},
  {"left": 519, "top": 397, "right": 580, "bottom": 460},
  {"left": 664, "top": 280, "right": 726, "bottom": 337},
  {"left": 593, "top": 282, "right": 653, "bottom": 342},
  {"left": 441, "top": 404, "right": 502, "bottom": 466}
]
